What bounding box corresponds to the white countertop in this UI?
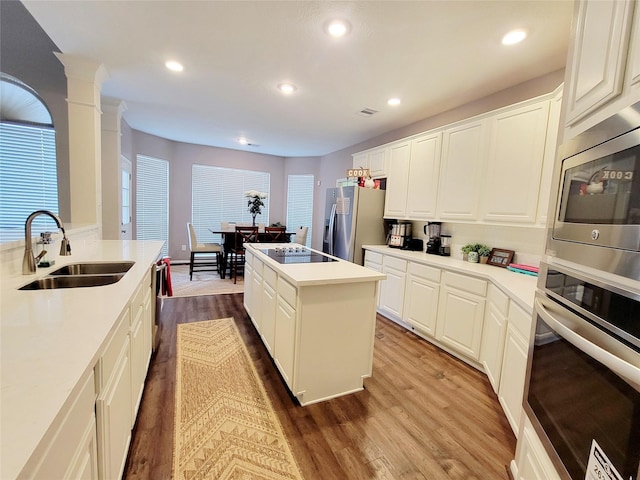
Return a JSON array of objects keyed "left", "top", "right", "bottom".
[
  {"left": 0, "top": 240, "right": 164, "bottom": 480},
  {"left": 247, "top": 244, "right": 386, "bottom": 286},
  {"left": 363, "top": 245, "right": 538, "bottom": 313}
]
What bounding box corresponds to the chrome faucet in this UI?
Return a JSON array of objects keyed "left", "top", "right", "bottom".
[{"left": 22, "top": 210, "right": 71, "bottom": 274}]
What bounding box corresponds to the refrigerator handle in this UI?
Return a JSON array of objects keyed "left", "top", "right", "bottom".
[{"left": 327, "top": 203, "right": 337, "bottom": 255}]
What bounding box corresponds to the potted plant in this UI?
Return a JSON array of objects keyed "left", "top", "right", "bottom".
[
  {"left": 477, "top": 245, "right": 491, "bottom": 264},
  {"left": 461, "top": 244, "right": 475, "bottom": 261}
]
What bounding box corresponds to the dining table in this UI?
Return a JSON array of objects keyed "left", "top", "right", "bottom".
[{"left": 208, "top": 225, "right": 296, "bottom": 279}]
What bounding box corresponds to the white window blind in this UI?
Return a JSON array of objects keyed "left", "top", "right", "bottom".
[
  {"left": 0, "top": 122, "right": 59, "bottom": 241},
  {"left": 192, "top": 164, "right": 270, "bottom": 243},
  {"left": 286, "top": 174, "right": 313, "bottom": 247},
  {"left": 136, "top": 155, "right": 169, "bottom": 256}
]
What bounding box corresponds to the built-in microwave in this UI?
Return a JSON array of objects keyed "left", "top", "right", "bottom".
[{"left": 548, "top": 101, "right": 640, "bottom": 282}]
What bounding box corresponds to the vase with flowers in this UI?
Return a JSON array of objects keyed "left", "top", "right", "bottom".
[{"left": 245, "top": 190, "right": 268, "bottom": 226}]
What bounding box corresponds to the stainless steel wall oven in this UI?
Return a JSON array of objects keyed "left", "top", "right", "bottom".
[
  {"left": 524, "top": 262, "right": 640, "bottom": 480},
  {"left": 549, "top": 101, "right": 640, "bottom": 282}
]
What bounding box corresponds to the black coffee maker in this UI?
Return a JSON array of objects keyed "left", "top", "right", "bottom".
[{"left": 424, "top": 222, "right": 441, "bottom": 255}]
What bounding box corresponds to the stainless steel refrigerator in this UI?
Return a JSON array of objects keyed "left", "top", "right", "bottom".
[{"left": 322, "top": 186, "right": 386, "bottom": 265}]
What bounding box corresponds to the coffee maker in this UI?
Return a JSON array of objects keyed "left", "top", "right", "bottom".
[
  {"left": 439, "top": 234, "right": 451, "bottom": 256},
  {"left": 388, "top": 222, "right": 412, "bottom": 248},
  {"left": 424, "top": 222, "right": 441, "bottom": 255}
]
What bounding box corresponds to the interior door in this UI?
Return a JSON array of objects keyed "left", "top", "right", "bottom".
[{"left": 120, "top": 156, "right": 132, "bottom": 240}]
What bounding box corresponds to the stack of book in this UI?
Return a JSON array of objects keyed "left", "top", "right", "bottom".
[{"left": 507, "top": 263, "right": 539, "bottom": 276}]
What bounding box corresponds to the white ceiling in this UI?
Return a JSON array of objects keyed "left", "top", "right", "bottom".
[{"left": 22, "top": 0, "right": 574, "bottom": 158}]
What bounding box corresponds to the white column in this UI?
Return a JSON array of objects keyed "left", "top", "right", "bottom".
[
  {"left": 101, "top": 98, "right": 127, "bottom": 240},
  {"left": 54, "top": 53, "right": 109, "bottom": 228}
]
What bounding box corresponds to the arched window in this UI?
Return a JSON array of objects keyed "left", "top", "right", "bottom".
[{"left": 0, "top": 73, "right": 59, "bottom": 241}]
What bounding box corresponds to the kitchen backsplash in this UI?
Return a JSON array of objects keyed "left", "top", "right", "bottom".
[
  {"left": 0, "top": 224, "right": 101, "bottom": 278},
  {"left": 408, "top": 221, "right": 545, "bottom": 267}
]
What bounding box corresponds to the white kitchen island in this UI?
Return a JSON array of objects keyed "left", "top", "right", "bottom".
[{"left": 243, "top": 243, "right": 385, "bottom": 406}]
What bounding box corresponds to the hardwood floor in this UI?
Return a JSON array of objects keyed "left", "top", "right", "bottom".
[{"left": 124, "top": 293, "right": 516, "bottom": 479}]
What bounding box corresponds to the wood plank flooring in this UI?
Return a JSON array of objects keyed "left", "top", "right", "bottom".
[{"left": 124, "top": 293, "right": 516, "bottom": 479}]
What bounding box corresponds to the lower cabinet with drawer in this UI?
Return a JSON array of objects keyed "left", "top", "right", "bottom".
[
  {"left": 95, "top": 268, "right": 155, "bottom": 480},
  {"left": 379, "top": 255, "right": 407, "bottom": 319},
  {"left": 479, "top": 284, "right": 510, "bottom": 393},
  {"left": 96, "top": 308, "right": 132, "bottom": 480},
  {"left": 19, "top": 371, "right": 99, "bottom": 480},
  {"left": 435, "top": 271, "right": 487, "bottom": 361},
  {"left": 498, "top": 301, "right": 531, "bottom": 436},
  {"left": 403, "top": 262, "right": 441, "bottom": 336}
]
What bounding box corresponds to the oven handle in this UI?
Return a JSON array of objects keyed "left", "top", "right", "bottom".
[{"left": 535, "top": 296, "right": 640, "bottom": 389}]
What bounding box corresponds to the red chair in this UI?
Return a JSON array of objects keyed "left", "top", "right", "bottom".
[
  {"left": 263, "top": 226, "right": 286, "bottom": 242},
  {"left": 228, "top": 226, "right": 258, "bottom": 284}
]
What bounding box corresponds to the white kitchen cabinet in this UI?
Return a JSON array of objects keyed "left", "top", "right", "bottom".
[
  {"left": 96, "top": 310, "right": 132, "bottom": 480},
  {"left": 537, "top": 87, "right": 563, "bottom": 226},
  {"left": 479, "top": 284, "right": 509, "bottom": 393},
  {"left": 244, "top": 251, "right": 254, "bottom": 318},
  {"left": 403, "top": 262, "right": 440, "bottom": 336},
  {"left": 629, "top": 2, "right": 640, "bottom": 87},
  {"left": 498, "top": 301, "right": 531, "bottom": 436},
  {"left": 406, "top": 131, "right": 442, "bottom": 220},
  {"left": 251, "top": 256, "right": 264, "bottom": 332},
  {"left": 20, "top": 371, "right": 98, "bottom": 480},
  {"left": 437, "top": 119, "right": 488, "bottom": 221},
  {"left": 435, "top": 271, "right": 487, "bottom": 360},
  {"left": 352, "top": 146, "right": 388, "bottom": 179},
  {"left": 364, "top": 250, "right": 383, "bottom": 308},
  {"left": 130, "top": 272, "right": 152, "bottom": 422},
  {"left": 275, "top": 289, "right": 297, "bottom": 388},
  {"left": 513, "top": 417, "right": 562, "bottom": 480},
  {"left": 564, "top": 0, "right": 639, "bottom": 136},
  {"left": 261, "top": 264, "right": 277, "bottom": 354},
  {"left": 482, "top": 100, "right": 550, "bottom": 223},
  {"left": 379, "top": 255, "right": 407, "bottom": 320},
  {"left": 383, "top": 140, "right": 412, "bottom": 218}
]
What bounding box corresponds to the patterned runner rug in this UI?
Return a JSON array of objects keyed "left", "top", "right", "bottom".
[{"left": 173, "top": 318, "right": 304, "bottom": 480}]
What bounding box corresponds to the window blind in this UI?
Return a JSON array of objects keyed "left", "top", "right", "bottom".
[
  {"left": 136, "top": 155, "right": 169, "bottom": 256},
  {"left": 286, "top": 174, "right": 314, "bottom": 246},
  {"left": 0, "top": 122, "right": 59, "bottom": 241},
  {"left": 192, "top": 164, "right": 270, "bottom": 243}
]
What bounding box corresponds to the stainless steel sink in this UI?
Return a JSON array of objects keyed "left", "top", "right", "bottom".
[
  {"left": 49, "top": 261, "right": 135, "bottom": 276},
  {"left": 19, "top": 274, "right": 125, "bottom": 290}
]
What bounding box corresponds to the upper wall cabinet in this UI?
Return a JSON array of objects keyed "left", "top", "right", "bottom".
[
  {"left": 352, "top": 146, "right": 388, "bottom": 179},
  {"left": 361, "top": 88, "right": 561, "bottom": 225},
  {"left": 383, "top": 140, "right": 412, "bottom": 218},
  {"left": 437, "top": 119, "right": 488, "bottom": 221},
  {"left": 383, "top": 133, "right": 442, "bottom": 220},
  {"left": 481, "top": 100, "right": 550, "bottom": 223},
  {"left": 564, "top": 0, "right": 639, "bottom": 137},
  {"left": 407, "top": 132, "right": 442, "bottom": 219}
]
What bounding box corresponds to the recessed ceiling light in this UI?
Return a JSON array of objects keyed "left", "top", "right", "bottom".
[
  {"left": 325, "top": 19, "right": 351, "bottom": 38},
  {"left": 387, "top": 98, "right": 401, "bottom": 106},
  {"left": 278, "top": 83, "right": 297, "bottom": 94},
  {"left": 238, "top": 137, "right": 248, "bottom": 145},
  {"left": 502, "top": 29, "right": 527, "bottom": 46},
  {"left": 165, "top": 60, "right": 184, "bottom": 72}
]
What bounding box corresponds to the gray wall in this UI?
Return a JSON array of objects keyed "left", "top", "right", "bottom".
[{"left": 0, "top": 0, "right": 71, "bottom": 222}]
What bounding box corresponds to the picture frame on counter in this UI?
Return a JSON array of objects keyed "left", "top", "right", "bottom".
[{"left": 487, "top": 248, "right": 515, "bottom": 267}]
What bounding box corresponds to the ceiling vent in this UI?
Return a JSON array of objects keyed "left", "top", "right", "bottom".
[{"left": 357, "top": 108, "right": 378, "bottom": 117}]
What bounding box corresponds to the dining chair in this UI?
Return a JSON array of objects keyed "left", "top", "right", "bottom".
[
  {"left": 187, "top": 223, "right": 222, "bottom": 280},
  {"left": 294, "top": 226, "right": 309, "bottom": 246},
  {"left": 263, "top": 226, "right": 286, "bottom": 243},
  {"left": 228, "top": 226, "right": 258, "bottom": 284}
]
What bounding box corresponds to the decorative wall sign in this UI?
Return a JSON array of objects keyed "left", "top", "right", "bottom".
[
  {"left": 346, "top": 168, "right": 370, "bottom": 178},
  {"left": 487, "top": 248, "right": 515, "bottom": 267}
]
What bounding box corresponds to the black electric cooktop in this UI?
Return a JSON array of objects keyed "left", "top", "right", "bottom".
[{"left": 259, "top": 246, "right": 338, "bottom": 264}]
